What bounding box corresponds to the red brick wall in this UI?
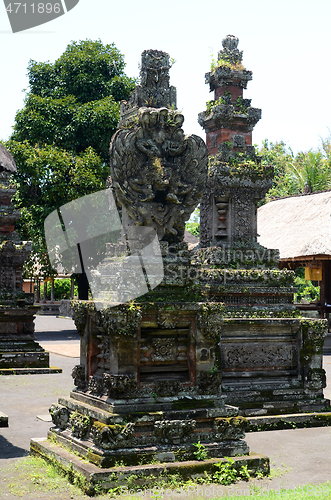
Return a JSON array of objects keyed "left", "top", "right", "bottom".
[{"left": 215, "top": 85, "right": 243, "bottom": 101}]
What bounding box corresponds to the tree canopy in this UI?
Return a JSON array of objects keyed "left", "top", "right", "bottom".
[
  {"left": 259, "top": 138, "right": 331, "bottom": 202},
  {"left": 6, "top": 140, "right": 107, "bottom": 277},
  {"left": 5, "top": 39, "right": 136, "bottom": 279},
  {"left": 11, "top": 40, "right": 136, "bottom": 163},
  {"left": 185, "top": 137, "right": 331, "bottom": 237}
]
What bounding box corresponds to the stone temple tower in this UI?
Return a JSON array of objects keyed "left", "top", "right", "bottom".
[{"left": 198, "top": 35, "right": 273, "bottom": 247}]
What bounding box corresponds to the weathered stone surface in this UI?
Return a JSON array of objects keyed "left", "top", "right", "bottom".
[
  {"left": 120, "top": 49, "right": 177, "bottom": 116},
  {"left": 154, "top": 419, "right": 196, "bottom": 444},
  {"left": 110, "top": 107, "right": 208, "bottom": 244},
  {"left": 31, "top": 436, "right": 269, "bottom": 495},
  {"left": 109, "top": 49, "right": 208, "bottom": 245},
  {"left": 49, "top": 404, "right": 70, "bottom": 430},
  {"left": 91, "top": 421, "right": 135, "bottom": 450},
  {"left": 103, "top": 373, "right": 136, "bottom": 397},
  {"left": 71, "top": 364, "right": 86, "bottom": 389}
]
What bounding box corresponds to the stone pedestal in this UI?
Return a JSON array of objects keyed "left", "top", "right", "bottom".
[{"left": 32, "top": 290, "right": 269, "bottom": 493}]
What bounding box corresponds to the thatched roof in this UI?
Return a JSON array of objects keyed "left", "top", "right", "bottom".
[
  {"left": 257, "top": 191, "right": 331, "bottom": 260},
  {"left": 0, "top": 144, "right": 16, "bottom": 172}
]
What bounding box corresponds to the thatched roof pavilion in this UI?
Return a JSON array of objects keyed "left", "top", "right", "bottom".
[
  {"left": 258, "top": 191, "right": 331, "bottom": 262},
  {"left": 257, "top": 191, "right": 331, "bottom": 322}
]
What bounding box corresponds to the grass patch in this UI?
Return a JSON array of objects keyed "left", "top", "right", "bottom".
[
  {"left": 1, "top": 455, "right": 87, "bottom": 499},
  {"left": 1, "top": 455, "right": 330, "bottom": 499}
]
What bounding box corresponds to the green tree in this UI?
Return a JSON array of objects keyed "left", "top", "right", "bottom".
[
  {"left": 5, "top": 39, "right": 136, "bottom": 281},
  {"left": 185, "top": 206, "right": 200, "bottom": 237},
  {"left": 258, "top": 139, "right": 295, "bottom": 202},
  {"left": 287, "top": 150, "right": 331, "bottom": 193},
  {"left": 11, "top": 39, "right": 136, "bottom": 162},
  {"left": 259, "top": 139, "right": 331, "bottom": 201},
  {"left": 6, "top": 140, "right": 107, "bottom": 278}
]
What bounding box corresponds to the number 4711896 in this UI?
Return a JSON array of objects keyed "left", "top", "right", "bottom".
[{"left": 5, "top": 3, "right": 62, "bottom": 14}]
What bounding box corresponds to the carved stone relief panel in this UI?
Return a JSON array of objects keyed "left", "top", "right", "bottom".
[{"left": 221, "top": 342, "right": 297, "bottom": 371}]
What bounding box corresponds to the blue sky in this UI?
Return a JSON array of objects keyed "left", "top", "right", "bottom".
[{"left": 1, "top": 0, "right": 331, "bottom": 154}]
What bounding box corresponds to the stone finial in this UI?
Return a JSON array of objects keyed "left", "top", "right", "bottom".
[
  {"left": 138, "top": 49, "right": 176, "bottom": 109},
  {"left": 218, "top": 34, "right": 243, "bottom": 65},
  {"left": 120, "top": 49, "right": 177, "bottom": 120},
  {"left": 222, "top": 34, "right": 239, "bottom": 51},
  {"left": 140, "top": 49, "right": 171, "bottom": 77}
]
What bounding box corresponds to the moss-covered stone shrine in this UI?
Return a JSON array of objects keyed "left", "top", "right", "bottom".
[{"left": 31, "top": 39, "right": 328, "bottom": 493}]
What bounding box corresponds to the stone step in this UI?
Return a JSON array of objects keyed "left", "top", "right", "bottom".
[
  {"left": 31, "top": 437, "right": 269, "bottom": 495},
  {"left": 238, "top": 398, "right": 330, "bottom": 416},
  {"left": 0, "top": 351, "right": 49, "bottom": 369},
  {"left": 247, "top": 411, "right": 331, "bottom": 431}
]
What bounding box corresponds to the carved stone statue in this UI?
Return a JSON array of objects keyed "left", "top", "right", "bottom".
[{"left": 110, "top": 50, "right": 208, "bottom": 244}]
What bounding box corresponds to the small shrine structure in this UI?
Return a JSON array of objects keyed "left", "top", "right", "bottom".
[
  {"left": 0, "top": 144, "right": 59, "bottom": 374},
  {"left": 197, "top": 35, "right": 329, "bottom": 412},
  {"left": 32, "top": 40, "right": 329, "bottom": 494},
  {"left": 32, "top": 49, "right": 269, "bottom": 494}
]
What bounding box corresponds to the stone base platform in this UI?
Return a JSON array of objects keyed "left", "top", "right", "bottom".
[
  {"left": 224, "top": 383, "right": 330, "bottom": 416},
  {"left": 49, "top": 392, "right": 251, "bottom": 468},
  {"left": 0, "top": 306, "right": 61, "bottom": 374},
  {"left": 247, "top": 411, "right": 331, "bottom": 431},
  {"left": 30, "top": 437, "right": 269, "bottom": 496}
]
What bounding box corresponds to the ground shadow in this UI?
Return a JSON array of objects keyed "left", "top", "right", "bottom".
[
  {"left": 34, "top": 330, "right": 80, "bottom": 342},
  {"left": 0, "top": 434, "right": 27, "bottom": 459}
]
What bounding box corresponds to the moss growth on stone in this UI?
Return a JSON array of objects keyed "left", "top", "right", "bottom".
[{"left": 300, "top": 318, "right": 328, "bottom": 362}]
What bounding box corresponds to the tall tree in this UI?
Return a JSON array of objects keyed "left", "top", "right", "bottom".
[
  {"left": 258, "top": 140, "right": 295, "bottom": 202},
  {"left": 5, "top": 39, "right": 136, "bottom": 285},
  {"left": 11, "top": 39, "right": 136, "bottom": 162}
]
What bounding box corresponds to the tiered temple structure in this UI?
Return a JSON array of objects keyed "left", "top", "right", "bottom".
[
  {"left": 32, "top": 41, "right": 329, "bottom": 493},
  {"left": 196, "top": 35, "right": 329, "bottom": 411},
  {"left": 198, "top": 34, "right": 268, "bottom": 246},
  {"left": 0, "top": 144, "right": 59, "bottom": 373},
  {"left": 32, "top": 49, "right": 269, "bottom": 494}
]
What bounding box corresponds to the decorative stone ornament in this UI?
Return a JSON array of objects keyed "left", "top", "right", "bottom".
[
  {"left": 49, "top": 404, "right": 70, "bottom": 430},
  {"left": 219, "top": 34, "right": 242, "bottom": 64},
  {"left": 120, "top": 49, "right": 177, "bottom": 120},
  {"left": 91, "top": 421, "right": 135, "bottom": 450},
  {"left": 103, "top": 373, "right": 136, "bottom": 397},
  {"left": 154, "top": 419, "right": 196, "bottom": 444},
  {"left": 71, "top": 364, "right": 86, "bottom": 389},
  {"left": 110, "top": 107, "right": 208, "bottom": 244}
]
